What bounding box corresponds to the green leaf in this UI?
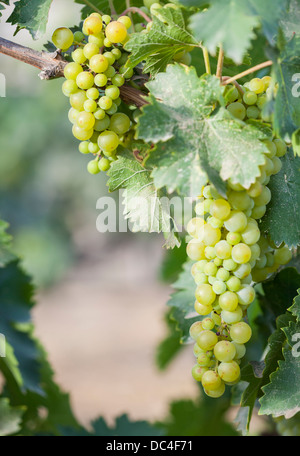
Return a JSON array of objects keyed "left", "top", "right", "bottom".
[
  {"left": 7, "top": 0, "right": 53, "bottom": 39},
  {"left": 0, "top": 220, "right": 15, "bottom": 267},
  {"left": 159, "top": 239, "right": 187, "bottom": 283},
  {"left": 137, "top": 65, "right": 270, "bottom": 196},
  {"left": 107, "top": 152, "right": 178, "bottom": 238},
  {"left": 125, "top": 6, "right": 197, "bottom": 75},
  {"left": 269, "top": 35, "right": 300, "bottom": 142},
  {"left": 279, "top": 0, "right": 300, "bottom": 40},
  {"left": 156, "top": 311, "right": 183, "bottom": 370},
  {"left": 288, "top": 289, "right": 300, "bottom": 320},
  {"left": 259, "top": 320, "right": 300, "bottom": 418},
  {"left": 0, "top": 398, "right": 24, "bottom": 436},
  {"left": 260, "top": 149, "right": 300, "bottom": 248},
  {"left": 189, "top": 0, "right": 259, "bottom": 64},
  {"left": 247, "top": 0, "right": 288, "bottom": 45},
  {"left": 157, "top": 397, "right": 239, "bottom": 436}
]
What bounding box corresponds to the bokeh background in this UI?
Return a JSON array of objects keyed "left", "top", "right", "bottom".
[{"left": 0, "top": 0, "right": 265, "bottom": 433}]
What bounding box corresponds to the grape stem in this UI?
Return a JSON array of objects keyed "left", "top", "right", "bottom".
[
  {"left": 120, "top": 7, "right": 151, "bottom": 23},
  {"left": 109, "top": 0, "right": 117, "bottom": 16},
  {"left": 0, "top": 36, "right": 147, "bottom": 107},
  {"left": 222, "top": 60, "right": 273, "bottom": 85},
  {"left": 216, "top": 46, "right": 224, "bottom": 79},
  {"left": 201, "top": 46, "right": 211, "bottom": 74},
  {"left": 125, "top": 0, "right": 135, "bottom": 32},
  {"left": 221, "top": 76, "right": 245, "bottom": 97}
]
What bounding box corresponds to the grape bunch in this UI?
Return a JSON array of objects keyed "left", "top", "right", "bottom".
[
  {"left": 52, "top": 13, "right": 134, "bottom": 175},
  {"left": 187, "top": 76, "right": 292, "bottom": 398}
]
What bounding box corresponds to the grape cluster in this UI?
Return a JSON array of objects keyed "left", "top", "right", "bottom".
[
  {"left": 187, "top": 76, "right": 292, "bottom": 398},
  {"left": 52, "top": 13, "right": 134, "bottom": 175}
]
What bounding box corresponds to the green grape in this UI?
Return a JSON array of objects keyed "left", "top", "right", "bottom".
[
  {"left": 191, "top": 260, "right": 208, "bottom": 276},
  {"left": 264, "top": 139, "right": 277, "bottom": 158},
  {"left": 246, "top": 106, "right": 260, "bottom": 119},
  {"left": 230, "top": 322, "right": 252, "bottom": 344},
  {"left": 224, "top": 211, "right": 247, "bottom": 232},
  {"left": 202, "top": 318, "right": 215, "bottom": 330},
  {"left": 225, "top": 86, "right": 239, "bottom": 103},
  {"left": 201, "top": 370, "right": 222, "bottom": 391},
  {"left": 87, "top": 159, "right": 100, "bottom": 175},
  {"left": 223, "top": 259, "right": 237, "bottom": 272},
  {"left": 89, "top": 54, "right": 109, "bottom": 73},
  {"left": 83, "top": 15, "right": 103, "bottom": 35},
  {"left": 77, "top": 111, "right": 95, "bottom": 130},
  {"left": 195, "top": 284, "right": 216, "bottom": 307},
  {"left": 98, "top": 130, "right": 119, "bottom": 152},
  {"left": 236, "top": 285, "right": 255, "bottom": 306},
  {"left": 191, "top": 364, "right": 208, "bottom": 382},
  {"left": 104, "top": 66, "right": 116, "bottom": 78},
  {"left": 197, "top": 353, "right": 211, "bottom": 367},
  {"left": 68, "top": 107, "right": 80, "bottom": 124},
  {"left": 226, "top": 276, "right": 241, "bottom": 292},
  {"left": 103, "top": 37, "right": 112, "bottom": 47},
  {"left": 119, "top": 65, "right": 134, "bottom": 79},
  {"left": 227, "top": 102, "right": 246, "bottom": 120},
  {"left": 219, "top": 291, "right": 238, "bottom": 311},
  {"left": 83, "top": 43, "right": 100, "bottom": 60},
  {"left": 111, "top": 48, "right": 122, "bottom": 60},
  {"left": 79, "top": 141, "right": 90, "bottom": 154},
  {"left": 218, "top": 361, "right": 240, "bottom": 383},
  {"left": 209, "top": 199, "right": 231, "bottom": 220},
  {"left": 216, "top": 268, "right": 230, "bottom": 282},
  {"left": 98, "top": 157, "right": 111, "bottom": 171},
  {"left": 62, "top": 79, "right": 78, "bottom": 96},
  {"left": 86, "top": 88, "right": 100, "bottom": 100},
  {"left": 207, "top": 216, "right": 224, "bottom": 229},
  {"left": 211, "top": 311, "right": 222, "bottom": 326},
  {"left": 194, "top": 272, "right": 208, "bottom": 285},
  {"left": 228, "top": 190, "right": 252, "bottom": 211},
  {"left": 118, "top": 15, "right": 132, "bottom": 30},
  {"left": 204, "top": 382, "right": 225, "bottom": 398},
  {"left": 99, "top": 96, "right": 113, "bottom": 110},
  {"left": 197, "top": 330, "right": 218, "bottom": 351},
  {"left": 226, "top": 231, "right": 241, "bottom": 246},
  {"left": 94, "top": 115, "right": 111, "bottom": 132},
  {"left": 88, "top": 33, "right": 104, "bottom": 47},
  {"left": 253, "top": 186, "right": 271, "bottom": 206},
  {"left": 64, "top": 62, "right": 83, "bottom": 80},
  {"left": 74, "top": 31, "right": 85, "bottom": 43},
  {"left": 242, "top": 90, "right": 257, "bottom": 105},
  {"left": 257, "top": 94, "right": 267, "bottom": 110},
  {"left": 84, "top": 99, "right": 98, "bottom": 112},
  {"left": 94, "top": 109, "right": 106, "bottom": 120},
  {"left": 76, "top": 71, "right": 94, "bottom": 90},
  {"left": 251, "top": 205, "right": 266, "bottom": 219},
  {"left": 221, "top": 306, "right": 243, "bottom": 324},
  {"left": 247, "top": 181, "right": 263, "bottom": 198},
  {"left": 94, "top": 74, "right": 108, "bottom": 87},
  {"left": 201, "top": 224, "right": 221, "bottom": 246},
  {"left": 274, "top": 246, "right": 292, "bottom": 265},
  {"left": 103, "top": 51, "right": 116, "bottom": 66},
  {"left": 88, "top": 142, "right": 100, "bottom": 154},
  {"left": 214, "top": 341, "right": 236, "bottom": 362},
  {"left": 187, "top": 239, "right": 206, "bottom": 261},
  {"left": 105, "top": 85, "right": 120, "bottom": 100},
  {"left": 194, "top": 301, "right": 213, "bottom": 316},
  {"left": 215, "top": 240, "right": 232, "bottom": 260},
  {"left": 241, "top": 222, "right": 260, "bottom": 245},
  {"left": 204, "top": 246, "right": 216, "bottom": 260},
  {"left": 231, "top": 243, "right": 252, "bottom": 264},
  {"left": 233, "top": 263, "right": 251, "bottom": 279},
  {"left": 70, "top": 90, "right": 87, "bottom": 110},
  {"left": 72, "top": 48, "right": 87, "bottom": 64},
  {"left": 72, "top": 125, "right": 94, "bottom": 141},
  {"left": 106, "top": 103, "right": 118, "bottom": 116},
  {"left": 214, "top": 257, "right": 223, "bottom": 267},
  {"left": 249, "top": 78, "right": 265, "bottom": 94},
  {"left": 273, "top": 138, "right": 287, "bottom": 157},
  {"left": 186, "top": 217, "right": 205, "bottom": 238},
  {"left": 189, "top": 321, "right": 203, "bottom": 340},
  {"left": 232, "top": 342, "right": 246, "bottom": 359},
  {"left": 112, "top": 74, "right": 125, "bottom": 87},
  {"left": 204, "top": 261, "right": 218, "bottom": 276},
  {"left": 52, "top": 27, "right": 74, "bottom": 50},
  {"left": 272, "top": 156, "right": 282, "bottom": 174},
  {"left": 212, "top": 280, "right": 227, "bottom": 295}
]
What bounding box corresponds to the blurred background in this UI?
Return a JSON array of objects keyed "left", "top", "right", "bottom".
[
  {"left": 0, "top": 0, "right": 200, "bottom": 428},
  {"left": 0, "top": 0, "right": 267, "bottom": 434}
]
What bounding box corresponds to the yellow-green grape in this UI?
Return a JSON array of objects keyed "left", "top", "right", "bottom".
[
  {"left": 68, "top": 107, "right": 80, "bottom": 124},
  {"left": 88, "top": 142, "right": 100, "bottom": 154},
  {"left": 189, "top": 321, "right": 203, "bottom": 340},
  {"left": 247, "top": 181, "right": 263, "bottom": 198},
  {"left": 201, "top": 224, "right": 221, "bottom": 246},
  {"left": 202, "top": 318, "right": 215, "bottom": 330},
  {"left": 70, "top": 90, "right": 87, "bottom": 110},
  {"left": 219, "top": 291, "right": 238, "bottom": 311},
  {"left": 241, "top": 222, "right": 260, "bottom": 245},
  {"left": 273, "top": 138, "right": 287, "bottom": 157},
  {"left": 98, "top": 157, "right": 111, "bottom": 172},
  {"left": 211, "top": 311, "right": 222, "bottom": 326},
  {"left": 201, "top": 370, "right": 223, "bottom": 391},
  {"left": 84, "top": 99, "right": 97, "bottom": 112},
  {"left": 251, "top": 205, "right": 266, "bottom": 219},
  {"left": 197, "top": 330, "right": 218, "bottom": 351},
  {"left": 186, "top": 217, "right": 205, "bottom": 238},
  {"left": 246, "top": 106, "right": 260, "bottom": 119},
  {"left": 72, "top": 48, "right": 87, "bottom": 64},
  {"left": 214, "top": 257, "right": 223, "bottom": 267},
  {"left": 204, "top": 382, "right": 225, "bottom": 398},
  {"left": 94, "top": 109, "right": 106, "bottom": 120},
  {"left": 103, "top": 37, "right": 112, "bottom": 47},
  {"left": 264, "top": 139, "right": 277, "bottom": 158},
  {"left": 191, "top": 364, "right": 208, "bottom": 382},
  {"left": 212, "top": 280, "right": 227, "bottom": 295},
  {"left": 119, "top": 65, "right": 134, "bottom": 79},
  {"left": 99, "top": 96, "right": 113, "bottom": 110},
  {"left": 204, "top": 261, "right": 218, "bottom": 276},
  {"left": 76, "top": 71, "right": 94, "bottom": 90},
  {"left": 118, "top": 15, "right": 132, "bottom": 29},
  {"left": 52, "top": 27, "right": 74, "bottom": 50},
  {"left": 232, "top": 342, "right": 246, "bottom": 359},
  {"left": 236, "top": 285, "right": 255, "bottom": 306},
  {"left": 88, "top": 33, "right": 105, "bottom": 47},
  {"left": 94, "top": 74, "right": 108, "bottom": 87},
  {"left": 272, "top": 156, "right": 283, "bottom": 174},
  {"left": 110, "top": 113, "right": 131, "bottom": 135},
  {"left": 86, "top": 88, "right": 100, "bottom": 100},
  {"left": 207, "top": 216, "right": 224, "bottom": 229},
  {"left": 226, "top": 232, "right": 241, "bottom": 246},
  {"left": 195, "top": 284, "right": 216, "bottom": 307},
  {"left": 249, "top": 78, "right": 265, "bottom": 94},
  {"left": 79, "top": 141, "right": 90, "bottom": 154},
  {"left": 83, "top": 43, "right": 100, "bottom": 59},
  {"left": 191, "top": 260, "right": 207, "bottom": 276},
  {"left": 87, "top": 159, "right": 100, "bottom": 175},
  {"left": 226, "top": 275, "right": 241, "bottom": 292},
  {"left": 216, "top": 267, "right": 230, "bottom": 282},
  {"left": 243, "top": 90, "right": 257, "bottom": 105},
  {"left": 83, "top": 15, "right": 103, "bottom": 35},
  {"left": 105, "top": 85, "right": 120, "bottom": 100},
  {"left": 204, "top": 246, "right": 216, "bottom": 260},
  {"left": 215, "top": 240, "right": 232, "bottom": 260},
  {"left": 72, "top": 125, "right": 94, "bottom": 141},
  {"left": 94, "top": 115, "right": 110, "bottom": 132},
  {"left": 104, "top": 65, "right": 116, "bottom": 78},
  {"left": 214, "top": 341, "right": 236, "bottom": 362},
  {"left": 253, "top": 186, "right": 271, "bottom": 206},
  {"left": 193, "top": 343, "right": 204, "bottom": 357},
  {"left": 76, "top": 111, "right": 95, "bottom": 130},
  {"left": 228, "top": 191, "right": 252, "bottom": 211},
  {"left": 98, "top": 130, "right": 119, "bottom": 153},
  {"left": 231, "top": 243, "right": 252, "bottom": 264},
  {"left": 194, "top": 301, "right": 213, "bottom": 316},
  {"left": 89, "top": 54, "right": 109, "bottom": 73},
  {"left": 187, "top": 239, "right": 206, "bottom": 261},
  {"left": 221, "top": 306, "right": 243, "bottom": 324},
  {"left": 111, "top": 48, "right": 122, "bottom": 60},
  {"left": 194, "top": 272, "right": 208, "bottom": 285},
  {"left": 209, "top": 199, "right": 231, "bottom": 220},
  {"left": 112, "top": 74, "right": 125, "bottom": 87},
  {"left": 105, "top": 21, "right": 128, "bottom": 43},
  {"left": 230, "top": 322, "right": 252, "bottom": 344},
  {"left": 62, "top": 80, "right": 78, "bottom": 96},
  {"left": 197, "top": 353, "right": 211, "bottom": 367},
  {"left": 233, "top": 263, "right": 251, "bottom": 279},
  {"left": 223, "top": 259, "right": 237, "bottom": 272},
  {"left": 224, "top": 211, "right": 247, "bottom": 232},
  {"left": 218, "top": 361, "right": 240, "bottom": 383},
  {"left": 74, "top": 30, "right": 85, "bottom": 43},
  {"left": 64, "top": 62, "right": 83, "bottom": 80}
]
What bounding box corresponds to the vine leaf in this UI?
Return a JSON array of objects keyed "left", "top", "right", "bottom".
[
  {"left": 7, "top": 0, "right": 53, "bottom": 39},
  {"left": 189, "top": 0, "right": 286, "bottom": 63},
  {"left": 279, "top": 0, "right": 300, "bottom": 40},
  {"left": 125, "top": 6, "right": 197, "bottom": 75},
  {"left": 260, "top": 149, "right": 300, "bottom": 248},
  {"left": 0, "top": 399, "right": 24, "bottom": 436},
  {"left": 107, "top": 151, "right": 179, "bottom": 243},
  {"left": 268, "top": 35, "right": 300, "bottom": 144},
  {"left": 137, "top": 65, "right": 270, "bottom": 197}
]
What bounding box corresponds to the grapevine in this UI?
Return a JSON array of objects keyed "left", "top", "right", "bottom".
[{"left": 187, "top": 76, "right": 292, "bottom": 398}]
